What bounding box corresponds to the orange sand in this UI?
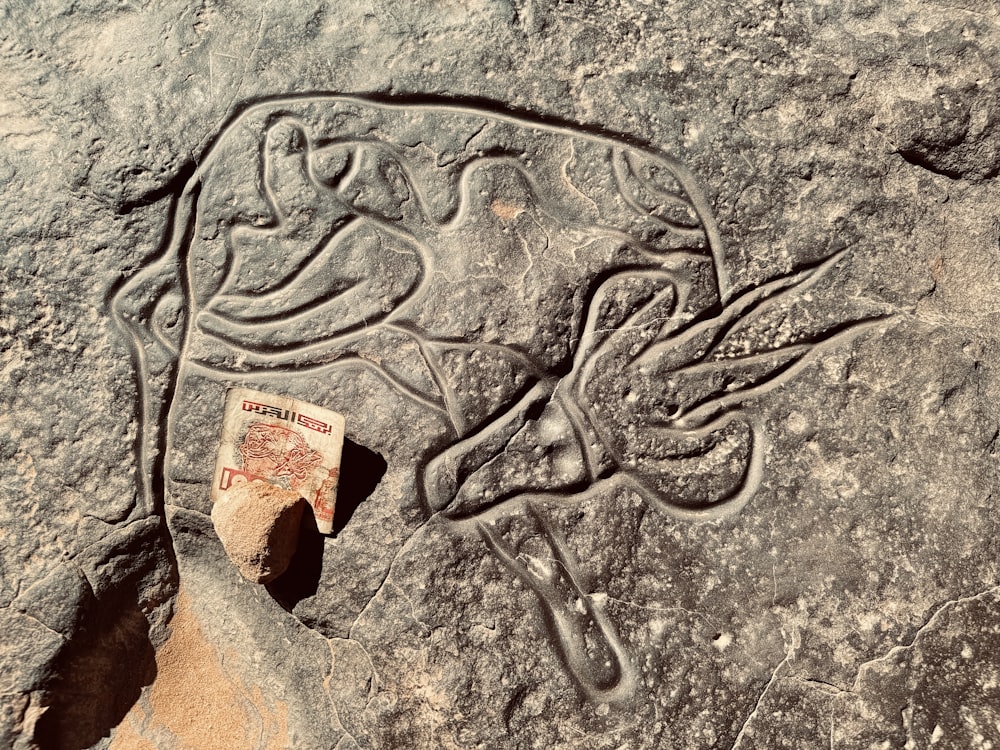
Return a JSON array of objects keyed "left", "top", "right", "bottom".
[
  {"left": 490, "top": 199, "right": 525, "bottom": 221},
  {"left": 109, "top": 589, "right": 288, "bottom": 749}
]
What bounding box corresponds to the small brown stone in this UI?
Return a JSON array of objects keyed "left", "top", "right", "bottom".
[{"left": 210, "top": 480, "right": 306, "bottom": 584}]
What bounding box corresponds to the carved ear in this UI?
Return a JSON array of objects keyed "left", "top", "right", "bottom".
[
  {"left": 309, "top": 142, "right": 354, "bottom": 189},
  {"left": 624, "top": 413, "right": 765, "bottom": 522},
  {"left": 336, "top": 146, "right": 425, "bottom": 226}
]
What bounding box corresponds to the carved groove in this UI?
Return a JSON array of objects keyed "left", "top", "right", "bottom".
[{"left": 110, "top": 93, "right": 885, "bottom": 703}]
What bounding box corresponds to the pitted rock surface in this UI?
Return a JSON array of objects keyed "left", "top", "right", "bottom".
[{"left": 4, "top": 2, "right": 1000, "bottom": 749}]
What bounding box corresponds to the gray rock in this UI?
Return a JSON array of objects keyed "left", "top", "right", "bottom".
[{"left": 3, "top": 1, "right": 1000, "bottom": 748}]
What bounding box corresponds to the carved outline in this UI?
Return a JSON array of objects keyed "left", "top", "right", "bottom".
[
  {"left": 110, "top": 93, "right": 887, "bottom": 707},
  {"left": 112, "top": 93, "right": 726, "bottom": 513}
]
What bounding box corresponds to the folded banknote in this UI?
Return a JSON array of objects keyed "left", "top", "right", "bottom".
[{"left": 212, "top": 387, "right": 346, "bottom": 535}]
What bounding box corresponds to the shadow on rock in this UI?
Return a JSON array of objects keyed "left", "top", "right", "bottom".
[
  {"left": 333, "top": 438, "right": 387, "bottom": 535},
  {"left": 267, "top": 509, "right": 324, "bottom": 609},
  {"left": 33, "top": 587, "right": 157, "bottom": 750},
  {"left": 267, "top": 438, "right": 386, "bottom": 610}
]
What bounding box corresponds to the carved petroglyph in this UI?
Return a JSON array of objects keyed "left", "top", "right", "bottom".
[
  {"left": 479, "top": 504, "right": 637, "bottom": 703},
  {"left": 111, "top": 94, "right": 885, "bottom": 701}
]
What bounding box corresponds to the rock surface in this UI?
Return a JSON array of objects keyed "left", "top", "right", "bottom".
[
  {"left": 3, "top": 2, "right": 1000, "bottom": 749},
  {"left": 210, "top": 481, "right": 306, "bottom": 584}
]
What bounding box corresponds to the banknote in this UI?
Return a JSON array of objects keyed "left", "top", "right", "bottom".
[{"left": 212, "top": 387, "right": 346, "bottom": 534}]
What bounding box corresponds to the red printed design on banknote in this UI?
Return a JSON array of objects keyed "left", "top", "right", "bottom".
[
  {"left": 213, "top": 388, "right": 346, "bottom": 534},
  {"left": 238, "top": 422, "right": 323, "bottom": 490},
  {"left": 312, "top": 467, "right": 341, "bottom": 524}
]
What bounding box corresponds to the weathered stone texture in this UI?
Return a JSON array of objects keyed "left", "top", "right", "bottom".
[{"left": 4, "top": 1, "right": 1000, "bottom": 748}]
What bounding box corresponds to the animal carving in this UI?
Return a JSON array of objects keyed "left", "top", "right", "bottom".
[{"left": 113, "top": 95, "right": 885, "bottom": 701}]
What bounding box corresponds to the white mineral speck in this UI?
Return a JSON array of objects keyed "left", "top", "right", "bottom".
[{"left": 712, "top": 632, "right": 733, "bottom": 652}]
